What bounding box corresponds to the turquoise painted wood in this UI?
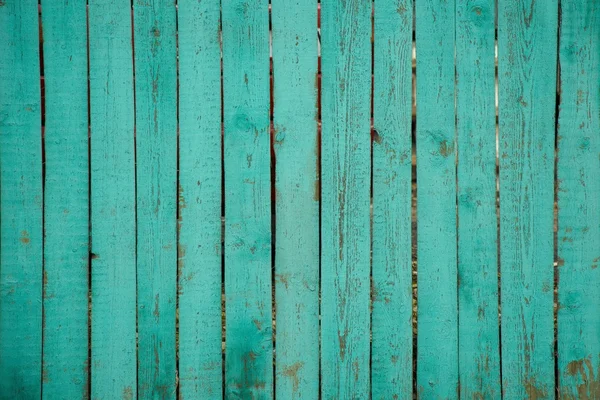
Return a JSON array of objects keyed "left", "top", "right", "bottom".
[
  {"left": 89, "top": 0, "right": 137, "bottom": 398},
  {"left": 320, "top": 0, "right": 371, "bottom": 398},
  {"left": 557, "top": 2, "right": 600, "bottom": 398},
  {"left": 0, "top": 0, "right": 43, "bottom": 397},
  {"left": 177, "top": 0, "right": 223, "bottom": 398},
  {"left": 40, "top": 1, "right": 89, "bottom": 398},
  {"left": 222, "top": 1, "right": 272, "bottom": 398},
  {"left": 133, "top": 1, "right": 178, "bottom": 397},
  {"left": 272, "top": 1, "right": 319, "bottom": 399},
  {"left": 371, "top": 0, "right": 413, "bottom": 398},
  {"left": 456, "top": 0, "right": 500, "bottom": 397},
  {"left": 498, "top": 0, "right": 557, "bottom": 397},
  {"left": 415, "top": 0, "right": 458, "bottom": 397}
]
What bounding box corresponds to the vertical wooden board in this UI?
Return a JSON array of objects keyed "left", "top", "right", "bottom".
[
  {"left": 415, "top": 0, "right": 457, "bottom": 397},
  {"left": 498, "top": 0, "right": 557, "bottom": 397},
  {"left": 272, "top": 0, "right": 319, "bottom": 399},
  {"left": 133, "top": 0, "right": 178, "bottom": 397},
  {"left": 557, "top": 2, "right": 600, "bottom": 398},
  {"left": 89, "top": 0, "right": 137, "bottom": 397},
  {"left": 0, "top": 0, "right": 43, "bottom": 397},
  {"left": 320, "top": 0, "right": 371, "bottom": 398},
  {"left": 40, "top": 1, "right": 89, "bottom": 398},
  {"left": 177, "top": 0, "right": 223, "bottom": 398},
  {"left": 222, "top": 0, "right": 272, "bottom": 398},
  {"left": 371, "top": 0, "right": 413, "bottom": 398},
  {"left": 455, "top": 0, "right": 501, "bottom": 397}
]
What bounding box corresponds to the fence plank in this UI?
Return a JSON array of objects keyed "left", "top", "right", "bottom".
[
  {"left": 371, "top": 0, "right": 413, "bottom": 398},
  {"left": 498, "top": 0, "right": 557, "bottom": 397},
  {"left": 177, "top": 0, "right": 223, "bottom": 398},
  {"left": 133, "top": 1, "right": 178, "bottom": 397},
  {"left": 0, "top": 1, "right": 43, "bottom": 396},
  {"left": 415, "top": 0, "right": 458, "bottom": 397},
  {"left": 557, "top": 2, "right": 600, "bottom": 398},
  {"left": 89, "top": 0, "right": 137, "bottom": 397},
  {"left": 40, "top": 1, "right": 89, "bottom": 398},
  {"left": 455, "top": 0, "right": 501, "bottom": 397},
  {"left": 222, "top": 1, "right": 272, "bottom": 398},
  {"left": 272, "top": 1, "right": 319, "bottom": 399},
  {"left": 320, "top": 1, "right": 371, "bottom": 398}
]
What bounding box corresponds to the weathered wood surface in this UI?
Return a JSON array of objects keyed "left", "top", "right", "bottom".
[
  {"left": 40, "top": 1, "right": 89, "bottom": 398},
  {"left": 177, "top": 0, "right": 223, "bottom": 398},
  {"left": 372, "top": 0, "right": 413, "bottom": 398},
  {"left": 0, "top": 1, "right": 43, "bottom": 397},
  {"left": 498, "top": 0, "right": 557, "bottom": 397},
  {"left": 89, "top": 0, "right": 137, "bottom": 398},
  {"left": 456, "top": 0, "right": 501, "bottom": 397},
  {"left": 557, "top": 2, "right": 600, "bottom": 398},
  {"left": 320, "top": 0, "right": 372, "bottom": 398},
  {"left": 222, "top": 1, "right": 273, "bottom": 398},
  {"left": 272, "top": 0, "right": 320, "bottom": 399},
  {"left": 415, "top": 0, "right": 458, "bottom": 397},
  {"left": 133, "top": 0, "right": 178, "bottom": 397}
]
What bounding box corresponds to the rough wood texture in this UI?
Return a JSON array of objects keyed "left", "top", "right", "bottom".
[
  {"left": 89, "top": 0, "right": 137, "bottom": 397},
  {"left": 371, "top": 0, "right": 413, "bottom": 398},
  {"left": 133, "top": 0, "right": 178, "bottom": 397},
  {"left": 177, "top": 0, "right": 223, "bottom": 398},
  {"left": 456, "top": 0, "right": 501, "bottom": 397},
  {"left": 272, "top": 1, "right": 319, "bottom": 399},
  {"left": 415, "top": 0, "right": 458, "bottom": 397},
  {"left": 498, "top": 0, "right": 557, "bottom": 397},
  {"left": 320, "top": 0, "right": 372, "bottom": 398},
  {"left": 222, "top": 1, "right": 273, "bottom": 398},
  {"left": 0, "top": 0, "right": 43, "bottom": 397},
  {"left": 41, "top": 1, "right": 89, "bottom": 398},
  {"left": 557, "top": 2, "right": 600, "bottom": 398}
]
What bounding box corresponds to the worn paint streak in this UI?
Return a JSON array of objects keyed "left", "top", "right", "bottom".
[
  {"left": 321, "top": 0, "right": 371, "bottom": 398},
  {"left": 371, "top": 0, "right": 413, "bottom": 398},
  {"left": 557, "top": 2, "right": 600, "bottom": 399},
  {"left": 0, "top": 0, "right": 43, "bottom": 397},
  {"left": 498, "top": 0, "right": 557, "bottom": 397},
  {"left": 416, "top": 1, "right": 459, "bottom": 397},
  {"left": 89, "top": 0, "right": 137, "bottom": 398},
  {"left": 40, "top": 1, "right": 90, "bottom": 398}
]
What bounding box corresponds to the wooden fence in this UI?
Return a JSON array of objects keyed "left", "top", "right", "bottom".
[{"left": 0, "top": 0, "right": 598, "bottom": 399}]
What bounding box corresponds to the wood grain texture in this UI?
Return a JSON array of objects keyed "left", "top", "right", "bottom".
[
  {"left": 455, "top": 0, "right": 500, "bottom": 397},
  {"left": 371, "top": 0, "right": 413, "bottom": 398},
  {"left": 498, "top": 0, "right": 557, "bottom": 397},
  {"left": 177, "top": 0, "right": 223, "bottom": 398},
  {"left": 557, "top": 2, "right": 600, "bottom": 398},
  {"left": 89, "top": 0, "right": 137, "bottom": 397},
  {"left": 415, "top": 0, "right": 458, "bottom": 397},
  {"left": 133, "top": 0, "right": 178, "bottom": 397},
  {"left": 272, "top": 0, "right": 319, "bottom": 399},
  {"left": 320, "top": 0, "right": 371, "bottom": 398},
  {"left": 222, "top": 1, "right": 272, "bottom": 398},
  {"left": 40, "top": 1, "right": 89, "bottom": 398},
  {"left": 0, "top": 0, "right": 43, "bottom": 397}
]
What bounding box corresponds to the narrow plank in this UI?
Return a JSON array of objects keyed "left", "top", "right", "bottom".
[
  {"left": 320, "top": 0, "right": 371, "bottom": 398},
  {"left": 133, "top": 0, "right": 178, "bottom": 397},
  {"left": 272, "top": 0, "right": 319, "bottom": 398},
  {"left": 0, "top": 0, "right": 43, "bottom": 396},
  {"left": 415, "top": 0, "right": 458, "bottom": 397},
  {"left": 455, "top": 0, "right": 501, "bottom": 397},
  {"left": 557, "top": 2, "right": 600, "bottom": 398},
  {"left": 177, "top": 0, "right": 223, "bottom": 398},
  {"left": 498, "top": 0, "right": 557, "bottom": 397},
  {"left": 371, "top": 0, "right": 413, "bottom": 398},
  {"left": 89, "top": 0, "right": 137, "bottom": 397},
  {"left": 222, "top": 0, "right": 272, "bottom": 398},
  {"left": 40, "top": 1, "right": 89, "bottom": 398}
]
